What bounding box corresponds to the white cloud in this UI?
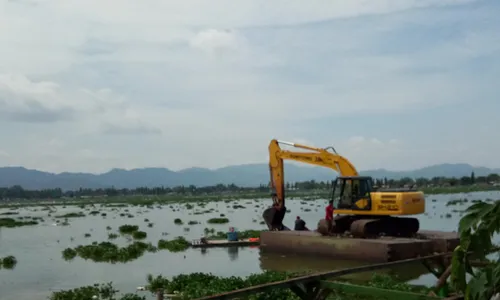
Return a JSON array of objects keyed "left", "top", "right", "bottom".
[
  {"left": 189, "top": 29, "right": 247, "bottom": 53},
  {"left": 0, "top": 0, "right": 499, "bottom": 173},
  {"left": 347, "top": 136, "right": 366, "bottom": 145},
  {"left": 0, "top": 74, "right": 73, "bottom": 122},
  {"left": 47, "top": 138, "right": 64, "bottom": 148},
  {"left": 0, "top": 74, "right": 160, "bottom": 136}
]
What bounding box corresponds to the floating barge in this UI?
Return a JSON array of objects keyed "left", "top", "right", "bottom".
[
  {"left": 191, "top": 238, "right": 260, "bottom": 248},
  {"left": 259, "top": 230, "right": 459, "bottom": 262}
]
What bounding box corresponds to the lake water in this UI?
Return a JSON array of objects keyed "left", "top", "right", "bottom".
[{"left": 0, "top": 191, "right": 499, "bottom": 300}]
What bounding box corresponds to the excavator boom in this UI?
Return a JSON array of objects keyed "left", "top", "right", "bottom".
[{"left": 265, "top": 139, "right": 359, "bottom": 230}]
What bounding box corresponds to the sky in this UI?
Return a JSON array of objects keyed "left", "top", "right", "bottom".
[{"left": 0, "top": 0, "right": 499, "bottom": 174}]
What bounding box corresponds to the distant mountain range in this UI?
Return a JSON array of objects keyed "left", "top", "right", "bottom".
[{"left": 0, "top": 163, "right": 499, "bottom": 191}]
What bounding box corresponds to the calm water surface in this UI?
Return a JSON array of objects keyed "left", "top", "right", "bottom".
[{"left": 1, "top": 191, "right": 499, "bottom": 300}]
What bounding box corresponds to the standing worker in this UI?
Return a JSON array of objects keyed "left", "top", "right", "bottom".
[
  {"left": 294, "top": 216, "right": 307, "bottom": 231},
  {"left": 325, "top": 200, "right": 335, "bottom": 233}
]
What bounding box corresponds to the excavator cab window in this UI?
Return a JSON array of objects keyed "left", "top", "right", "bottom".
[
  {"left": 358, "top": 179, "right": 372, "bottom": 196},
  {"left": 333, "top": 177, "right": 372, "bottom": 211},
  {"left": 332, "top": 178, "right": 352, "bottom": 209}
]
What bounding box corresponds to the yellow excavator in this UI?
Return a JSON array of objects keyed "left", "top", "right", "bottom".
[{"left": 262, "top": 139, "right": 425, "bottom": 238}]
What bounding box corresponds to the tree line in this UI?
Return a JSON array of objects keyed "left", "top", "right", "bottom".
[
  {"left": 0, "top": 172, "right": 499, "bottom": 200},
  {"left": 291, "top": 172, "right": 500, "bottom": 190}
]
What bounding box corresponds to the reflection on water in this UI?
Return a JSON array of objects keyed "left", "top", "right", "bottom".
[
  {"left": 195, "top": 246, "right": 429, "bottom": 283},
  {"left": 259, "top": 250, "right": 428, "bottom": 283},
  {"left": 228, "top": 247, "right": 239, "bottom": 261},
  {"left": 197, "top": 246, "right": 256, "bottom": 261}
]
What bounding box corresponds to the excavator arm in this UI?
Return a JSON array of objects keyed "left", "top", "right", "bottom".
[{"left": 265, "top": 139, "right": 359, "bottom": 230}]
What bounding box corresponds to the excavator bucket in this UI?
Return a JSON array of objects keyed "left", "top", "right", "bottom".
[
  {"left": 262, "top": 207, "right": 278, "bottom": 230},
  {"left": 262, "top": 207, "right": 289, "bottom": 231}
]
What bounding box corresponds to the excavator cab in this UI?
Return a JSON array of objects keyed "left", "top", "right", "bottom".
[{"left": 332, "top": 176, "right": 374, "bottom": 211}]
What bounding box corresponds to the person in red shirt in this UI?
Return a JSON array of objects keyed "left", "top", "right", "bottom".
[{"left": 325, "top": 200, "right": 334, "bottom": 233}]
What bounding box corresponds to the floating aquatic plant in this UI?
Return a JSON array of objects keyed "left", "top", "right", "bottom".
[
  {"left": 0, "top": 255, "right": 17, "bottom": 269},
  {"left": 0, "top": 217, "right": 38, "bottom": 228},
  {"left": 119, "top": 224, "right": 139, "bottom": 234},
  {"left": 55, "top": 212, "right": 85, "bottom": 218},
  {"left": 157, "top": 236, "right": 190, "bottom": 252},
  {"left": 62, "top": 236, "right": 193, "bottom": 263},
  {"left": 49, "top": 282, "right": 145, "bottom": 300},
  {"left": 207, "top": 217, "right": 229, "bottom": 224},
  {"left": 62, "top": 241, "right": 156, "bottom": 263},
  {"left": 132, "top": 231, "right": 147, "bottom": 240}
]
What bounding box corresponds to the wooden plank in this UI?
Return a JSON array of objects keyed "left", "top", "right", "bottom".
[
  {"left": 320, "top": 281, "right": 440, "bottom": 300},
  {"left": 191, "top": 239, "right": 260, "bottom": 248}
]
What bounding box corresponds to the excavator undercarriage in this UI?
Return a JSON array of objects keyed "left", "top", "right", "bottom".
[
  {"left": 263, "top": 207, "right": 420, "bottom": 238},
  {"left": 329, "top": 215, "right": 420, "bottom": 238}
]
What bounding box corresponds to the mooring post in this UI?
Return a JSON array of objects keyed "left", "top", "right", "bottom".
[
  {"left": 422, "top": 257, "right": 450, "bottom": 297},
  {"left": 435, "top": 265, "right": 452, "bottom": 297},
  {"left": 156, "top": 289, "right": 164, "bottom": 300}
]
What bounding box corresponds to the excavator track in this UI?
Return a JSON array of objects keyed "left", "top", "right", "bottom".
[{"left": 349, "top": 217, "right": 420, "bottom": 238}]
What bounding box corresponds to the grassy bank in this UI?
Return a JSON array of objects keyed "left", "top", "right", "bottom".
[{"left": 49, "top": 272, "right": 435, "bottom": 300}]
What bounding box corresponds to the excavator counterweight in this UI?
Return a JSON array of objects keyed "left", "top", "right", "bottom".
[{"left": 263, "top": 139, "right": 425, "bottom": 238}]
